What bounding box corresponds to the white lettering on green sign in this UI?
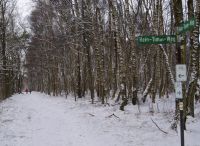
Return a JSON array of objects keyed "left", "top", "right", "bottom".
[
  {"left": 167, "top": 36, "right": 176, "bottom": 42},
  {"left": 137, "top": 35, "right": 176, "bottom": 45},
  {"left": 177, "top": 18, "right": 196, "bottom": 34}
]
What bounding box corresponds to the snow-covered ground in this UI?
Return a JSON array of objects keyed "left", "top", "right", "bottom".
[{"left": 0, "top": 92, "right": 200, "bottom": 146}]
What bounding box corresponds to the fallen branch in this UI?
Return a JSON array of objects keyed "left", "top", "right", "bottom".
[
  {"left": 88, "top": 113, "right": 95, "bottom": 117},
  {"left": 151, "top": 118, "right": 168, "bottom": 134},
  {"left": 106, "top": 113, "right": 120, "bottom": 119}
]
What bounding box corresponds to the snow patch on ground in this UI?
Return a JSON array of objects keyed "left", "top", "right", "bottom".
[{"left": 0, "top": 92, "right": 200, "bottom": 146}]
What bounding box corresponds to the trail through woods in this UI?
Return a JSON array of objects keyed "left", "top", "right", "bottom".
[{"left": 0, "top": 92, "right": 200, "bottom": 146}]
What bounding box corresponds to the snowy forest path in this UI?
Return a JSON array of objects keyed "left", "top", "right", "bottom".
[
  {"left": 0, "top": 92, "right": 200, "bottom": 146},
  {"left": 0, "top": 92, "right": 113, "bottom": 146}
]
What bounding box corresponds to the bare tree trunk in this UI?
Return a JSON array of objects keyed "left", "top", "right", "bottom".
[
  {"left": 1, "top": 1, "right": 8, "bottom": 99},
  {"left": 82, "top": 0, "right": 94, "bottom": 103},
  {"left": 186, "top": 0, "right": 200, "bottom": 117}
]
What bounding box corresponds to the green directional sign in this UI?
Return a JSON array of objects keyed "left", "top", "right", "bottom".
[
  {"left": 177, "top": 18, "right": 196, "bottom": 34},
  {"left": 137, "top": 35, "right": 176, "bottom": 45}
]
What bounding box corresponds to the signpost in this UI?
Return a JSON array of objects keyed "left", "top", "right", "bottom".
[
  {"left": 176, "top": 18, "right": 195, "bottom": 146},
  {"left": 137, "top": 35, "right": 176, "bottom": 45},
  {"left": 136, "top": 17, "right": 196, "bottom": 146}
]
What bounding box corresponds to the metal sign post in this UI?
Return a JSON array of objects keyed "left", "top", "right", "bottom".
[
  {"left": 179, "top": 101, "right": 184, "bottom": 146},
  {"left": 176, "top": 33, "right": 185, "bottom": 146},
  {"left": 175, "top": 81, "right": 185, "bottom": 146},
  {"left": 176, "top": 24, "right": 189, "bottom": 146}
]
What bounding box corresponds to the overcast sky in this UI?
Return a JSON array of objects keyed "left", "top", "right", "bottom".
[{"left": 17, "top": 0, "right": 34, "bottom": 26}]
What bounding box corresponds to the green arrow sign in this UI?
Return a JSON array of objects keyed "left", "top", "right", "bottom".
[
  {"left": 137, "top": 35, "right": 176, "bottom": 45},
  {"left": 177, "top": 18, "right": 196, "bottom": 34}
]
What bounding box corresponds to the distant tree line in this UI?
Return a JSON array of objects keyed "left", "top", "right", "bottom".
[{"left": 0, "top": 0, "right": 29, "bottom": 100}]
